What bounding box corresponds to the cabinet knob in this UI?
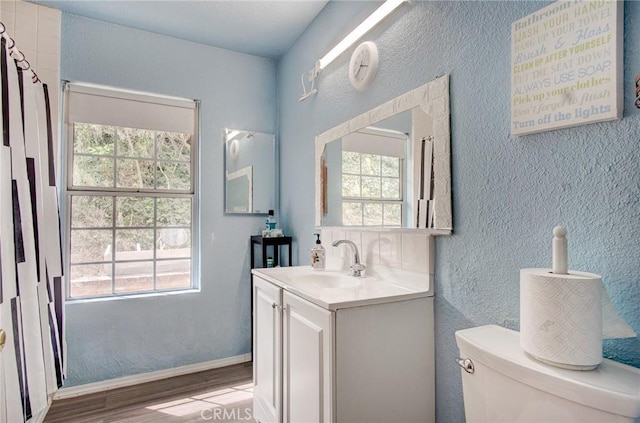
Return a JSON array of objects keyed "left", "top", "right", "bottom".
[
  {"left": 0, "top": 329, "right": 6, "bottom": 352},
  {"left": 272, "top": 303, "right": 284, "bottom": 311}
]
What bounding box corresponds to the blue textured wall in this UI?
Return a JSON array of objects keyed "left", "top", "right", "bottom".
[
  {"left": 278, "top": 1, "right": 639, "bottom": 421},
  {"left": 60, "top": 14, "right": 276, "bottom": 386}
]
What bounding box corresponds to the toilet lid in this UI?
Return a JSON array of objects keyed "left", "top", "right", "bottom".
[{"left": 455, "top": 325, "right": 640, "bottom": 418}]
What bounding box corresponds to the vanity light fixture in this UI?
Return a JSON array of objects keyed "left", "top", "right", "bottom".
[
  {"left": 299, "top": 0, "right": 405, "bottom": 102},
  {"left": 318, "top": 0, "right": 403, "bottom": 70}
]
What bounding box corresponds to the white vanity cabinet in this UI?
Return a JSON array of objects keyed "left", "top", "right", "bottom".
[
  {"left": 252, "top": 268, "right": 435, "bottom": 423},
  {"left": 253, "top": 276, "right": 282, "bottom": 423},
  {"left": 282, "top": 290, "right": 334, "bottom": 423}
]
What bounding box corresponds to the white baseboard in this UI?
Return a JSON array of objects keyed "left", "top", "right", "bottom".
[
  {"left": 27, "top": 403, "right": 50, "bottom": 423},
  {"left": 53, "top": 353, "right": 252, "bottom": 400}
]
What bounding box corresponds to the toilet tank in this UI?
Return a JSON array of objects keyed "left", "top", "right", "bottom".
[{"left": 455, "top": 325, "right": 640, "bottom": 423}]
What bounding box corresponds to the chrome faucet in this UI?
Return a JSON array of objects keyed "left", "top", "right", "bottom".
[{"left": 332, "top": 240, "right": 366, "bottom": 277}]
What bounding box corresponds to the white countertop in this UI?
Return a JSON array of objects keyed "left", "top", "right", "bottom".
[{"left": 252, "top": 265, "right": 432, "bottom": 311}]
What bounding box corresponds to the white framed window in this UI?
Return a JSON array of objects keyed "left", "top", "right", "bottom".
[{"left": 64, "top": 83, "right": 198, "bottom": 299}]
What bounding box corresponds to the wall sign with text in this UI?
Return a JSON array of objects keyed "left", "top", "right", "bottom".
[{"left": 510, "top": 0, "right": 623, "bottom": 136}]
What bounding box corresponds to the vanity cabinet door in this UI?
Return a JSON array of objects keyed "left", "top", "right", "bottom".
[
  {"left": 282, "top": 291, "right": 334, "bottom": 423},
  {"left": 253, "top": 276, "right": 282, "bottom": 423}
]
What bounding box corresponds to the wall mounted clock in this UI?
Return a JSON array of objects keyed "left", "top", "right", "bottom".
[{"left": 349, "top": 41, "right": 379, "bottom": 91}]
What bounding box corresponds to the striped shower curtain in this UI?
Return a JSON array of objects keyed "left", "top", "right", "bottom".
[{"left": 0, "top": 35, "right": 65, "bottom": 422}]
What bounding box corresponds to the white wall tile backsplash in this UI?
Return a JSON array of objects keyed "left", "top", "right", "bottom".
[
  {"left": 0, "top": 0, "right": 61, "bottom": 158},
  {"left": 401, "top": 234, "right": 432, "bottom": 274},
  {"left": 15, "top": 9, "right": 37, "bottom": 32},
  {"left": 325, "top": 230, "right": 344, "bottom": 259},
  {"left": 36, "top": 3, "right": 60, "bottom": 22},
  {"left": 36, "top": 33, "right": 58, "bottom": 54},
  {"left": 14, "top": 22, "right": 36, "bottom": 49},
  {"left": 15, "top": 0, "right": 37, "bottom": 15},
  {"left": 36, "top": 49, "right": 57, "bottom": 70},
  {"left": 322, "top": 229, "right": 434, "bottom": 278},
  {"left": 35, "top": 13, "right": 60, "bottom": 38},
  {"left": 345, "top": 231, "right": 362, "bottom": 256},
  {"left": 379, "top": 232, "right": 403, "bottom": 269},
  {"left": 361, "top": 232, "right": 380, "bottom": 266}
]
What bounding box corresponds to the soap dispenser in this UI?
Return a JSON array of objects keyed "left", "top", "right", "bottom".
[
  {"left": 266, "top": 210, "right": 277, "bottom": 231},
  {"left": 311, "top": 233, "right": 325, "bottom": 270}
]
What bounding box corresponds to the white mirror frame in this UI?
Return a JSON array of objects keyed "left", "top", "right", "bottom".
[{"left": 315, "top": 74, "right": 451, "bottom": 233}]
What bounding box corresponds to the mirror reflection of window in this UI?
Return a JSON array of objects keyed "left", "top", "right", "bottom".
[
  {"left": 224, "top": 129, "right": 275, "bottom": 215},
  {"left": 321, "top": 125, "right": 410, "bottom": 228},
  {"left": 342, "top": 151, "right": 403, "bottom": 227},
  {"left": 226, "top": 166, "right": 253, "bottom": 213}
]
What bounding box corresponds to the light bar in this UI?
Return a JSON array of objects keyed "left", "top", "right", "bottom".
[{"left": 317, "top": 0, "right": 405, "bottom": 70}]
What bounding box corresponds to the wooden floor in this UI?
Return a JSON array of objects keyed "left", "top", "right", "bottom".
[{"left": 45, "top": 362, "right": 254, "bottom": 423}]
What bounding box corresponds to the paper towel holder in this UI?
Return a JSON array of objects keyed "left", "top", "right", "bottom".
[{"left": 552, "top": 225, "right": 568, "bottom": 274}]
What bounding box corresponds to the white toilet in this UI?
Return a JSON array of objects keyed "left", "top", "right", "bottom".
[{"left": 455, "top": 325, "right": 640, "bottom": 423}]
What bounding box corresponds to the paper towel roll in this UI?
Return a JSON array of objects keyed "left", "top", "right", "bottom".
[{"left": 520, "top": 268, "right": 602, "bottom": 370}]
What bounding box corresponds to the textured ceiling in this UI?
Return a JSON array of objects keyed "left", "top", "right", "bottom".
[{"left": 30, "top": 0, "right": 329, "bottom": 59}]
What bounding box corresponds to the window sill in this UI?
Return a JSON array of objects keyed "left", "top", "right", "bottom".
[{"left": 66, "top": 287, "right": 201, "bottom": 304}]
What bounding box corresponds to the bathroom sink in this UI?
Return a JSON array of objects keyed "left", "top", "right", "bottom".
[
  {"left": 295, "top": 272, "right": 363, "bottom": 288},
  {"left": 252, "top": 265, "right": 432, "bottom": 310},
  {"left": 267, "top": 268, "right": 372, "bottom": 289}
]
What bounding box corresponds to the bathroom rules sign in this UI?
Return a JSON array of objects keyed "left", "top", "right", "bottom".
[{"left": 510, "top": 0, "right": 623, "bottom": 136}]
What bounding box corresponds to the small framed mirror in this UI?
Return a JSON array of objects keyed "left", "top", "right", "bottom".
[{"left": 224, "top": 128, "right": 276, "bottom": 214}]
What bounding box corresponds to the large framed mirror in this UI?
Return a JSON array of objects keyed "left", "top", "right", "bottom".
[
  {"left": 315, "top": 75, "right": 451, "bottom": 232},
  {"left": 224, "top": 128, "right": 276, "bottom": 214}
]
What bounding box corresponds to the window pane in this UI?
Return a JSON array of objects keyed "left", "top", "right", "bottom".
[
  {"left": 70, "top": 229, "right": 112, "bottom": 264},
  {"left": 361, "top": 154, "right": 380, "bottom": 176},
  {"left": 71, "top": 196, "right": 113, "bottom": 228},
  {"left": 342, "top": 202, "right": 362, "bottom": 226},
  {"left": 361, "top": 176, "right": 381, "bottom": 198},
  {"left": 342, "top": 151, "right": 360, "bottom": 174},
  {"left": 73, "top": 156, "right": 114, "bottom": 187},
  {"left": 384, "top": 203, "right": 402, "bottom": 227},
  {"left": 114, "top": 261, "right": 154, "bottom": 293},
  {"left": 381, "top": 156, "right": 399, "bottom": 177},
  {"left": 363, "top": 203, "right": 383, "bottom": 226},
  {"left": 157, "top": 132, "right": 191, "bottom": 161},
  {"left": 117, "top": 127, "right": 155, "bottom": 158},
  {"left": 342, "top": 175, "right": 361, "bottom": 197},
  {"left": 116, "top": 197, "right": 154, "bottom": 227},
  {"left": 115, "top": 229, "right": 155, "bottom": 260},
  {"left": 156, "top": 259, "right": 191, "bottom": 290},
  {"left": 381, "top": 177, "right": 400, "bottom": 199},
  {"left": 157, "top": 198, "right": 191, "bottom": 226},
  {"left": 157, "top": 229, "right": 191, "bottom": 252},
  {"left": 73, "top": 123, "right": 114, "bottom": 156},
  {"left": 117, "top": 158, "right": 155, "bottom": 189},
  {"left": 156, "top": 161, "right": 191, "bottom": 190},
  {"left": 69, "top": 264, "right": 112, "bottom": 298}
]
